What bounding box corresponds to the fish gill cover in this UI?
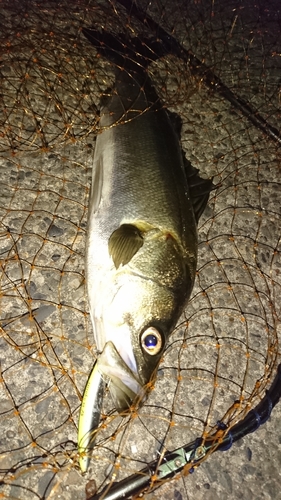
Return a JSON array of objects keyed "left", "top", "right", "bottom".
[{"left": 0, "top": 1, "right": 280, "bottom": 499}]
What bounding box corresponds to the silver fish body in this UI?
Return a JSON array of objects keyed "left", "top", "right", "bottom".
[{"left": 78, "top": 29, "right": 212, "bottom": 472}]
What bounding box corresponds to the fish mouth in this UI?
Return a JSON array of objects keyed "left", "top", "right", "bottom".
[{"left": 97, "top": 341, "right": 146, "bottom": 413}]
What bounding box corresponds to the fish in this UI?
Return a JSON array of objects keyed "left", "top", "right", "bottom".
[{"left": 78, "top": 28, "right": 214, "bottom": 472}]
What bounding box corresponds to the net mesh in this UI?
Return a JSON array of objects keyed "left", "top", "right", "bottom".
[{"left": 0, "top": 0, "right": 280, "bottom": 499}]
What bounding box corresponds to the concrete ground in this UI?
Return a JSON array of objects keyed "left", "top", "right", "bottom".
[{"left": 0, "top": 1, "right": 280, "bottom": 499}]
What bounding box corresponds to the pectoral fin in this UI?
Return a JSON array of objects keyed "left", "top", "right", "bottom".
[{"left": 108, "top": 224, "right": 143, "bottom": 269}]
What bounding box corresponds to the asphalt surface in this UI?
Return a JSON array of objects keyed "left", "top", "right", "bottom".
[{"left": 0, "top": 1, "right": 280, "bottom": 499}]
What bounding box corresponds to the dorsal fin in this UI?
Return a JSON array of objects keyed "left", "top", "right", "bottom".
[
  {"left": 166, "top": 109, "right": 183, "bottom": 139},
  {"left": 108, "top": 224, "right": 143, "bottom": 269},
  {"left": 166, "top": 108, "right": 214, "bottom": 222},
  {"left": 183, "top": 156, "right": 215, "bottom": 222}
]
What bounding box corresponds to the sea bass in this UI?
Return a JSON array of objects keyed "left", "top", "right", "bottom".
[{"left": 78, "top": 28, "right": 213, "bottom": 472}]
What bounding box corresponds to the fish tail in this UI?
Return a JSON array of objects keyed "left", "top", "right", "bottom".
[{"left": 82, "top": 28, "right": 167, "bottom": 73}]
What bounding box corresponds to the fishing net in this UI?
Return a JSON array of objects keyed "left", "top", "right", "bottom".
[{"left": 0, "top": 0, "right": 280, "bottom": 499}]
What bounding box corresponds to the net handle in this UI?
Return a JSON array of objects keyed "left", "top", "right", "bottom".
[{"left": 87, "top": 364, "right": 281, "bottom": 500}]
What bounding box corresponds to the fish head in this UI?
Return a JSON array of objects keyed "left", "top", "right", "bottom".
[
  {"left": 97, "top": 279, "right": 178, "bottom": 413},
  {"left": 95, "top": 226, "right": 196, "bottom": 413}
]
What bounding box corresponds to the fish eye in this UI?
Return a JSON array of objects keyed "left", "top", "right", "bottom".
[{"left": 140, "top": 327, "right": 163, "bottom": 356}]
